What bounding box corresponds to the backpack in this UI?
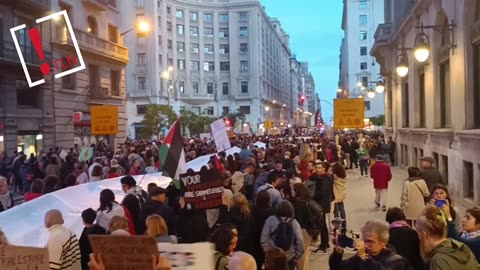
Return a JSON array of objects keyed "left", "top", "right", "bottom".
[
  {"left": 304, "top": 180, "right": 316, "bottom": 198},
  {"left": 271, "top": 216, "right": 294, "bottom": 252},
  {"left": 304, "top": 200, "right": 324, "bottom": 232}
]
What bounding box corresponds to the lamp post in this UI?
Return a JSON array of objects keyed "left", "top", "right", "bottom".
[{"left": 120, "top": 19, "right": 150, "bottom": 36}]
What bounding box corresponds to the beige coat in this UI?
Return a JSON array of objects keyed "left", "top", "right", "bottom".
[
  {"left": 333, "top": 176, "right": 348, "bottom": 202},
  {"left": 400, "top": 178, "right": 430, "bottom": 220}
]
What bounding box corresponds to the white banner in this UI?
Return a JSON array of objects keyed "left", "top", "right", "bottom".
[
  {"left": 210, "top": 119, "right": 231, "bottom": 152},
  {"left": 0, "top": 173, "right": 172, "bottom": 247},
  {"left": 185, "top": 146, "right": 241, "bottom": 171}
]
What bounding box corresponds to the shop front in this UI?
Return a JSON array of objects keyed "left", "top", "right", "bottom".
[
  {"left": 73, "top": 112, "right": 111, "bottom": 148},
  {"left": 17, "top": 132, "right": 43, "bottom": 157}
]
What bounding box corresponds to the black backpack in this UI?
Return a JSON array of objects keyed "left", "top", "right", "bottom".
[
  {"left": 271, "top": 216, "right": 294, "bottom": 252},
  {"left": 304, "top": 200, "right": 324, "bottom": 232}
]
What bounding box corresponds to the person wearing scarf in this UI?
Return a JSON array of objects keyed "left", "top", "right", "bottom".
[
  {"left": 386, "top": 207, "right": 425, "bottom": 270},
  {"left": 445, "top": 205, "right": 480, "bottom": 263},
  {"left": 120, "top": 176, "right": 148, "bottom": 234},
  {"left": 0, "top": 176, "right": 13, "bottom": 212}
]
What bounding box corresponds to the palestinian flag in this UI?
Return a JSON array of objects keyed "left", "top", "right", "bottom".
[{"left": 159, "top": 120, "right": 186, "bottom": 189}]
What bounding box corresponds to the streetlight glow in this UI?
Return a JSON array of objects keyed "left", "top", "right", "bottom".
[
  {"left": 367, "top": 88, "right": 376, "bottom": 98},
  {"left": 265, "top": 106, "right": 270, "bottom": 111},
  {"left": 272, "top": 100, "right": 276, "bottom": 104},
  {"left": 282, "top": 104, "right": 286, "bottom": 107},
  {"left": 168, "top": 66, "right": 173, "bottom": 72},
  {"left": 161, "top": 71, "right": 169, "bottom": 79},
  {"left": 137, "top": 20, "right": 150, "bottom": 34},
  {"left": 337, "top": 88, "right": 343, "bottom": 93}
]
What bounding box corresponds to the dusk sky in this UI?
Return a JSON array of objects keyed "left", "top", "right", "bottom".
[{"left": 261, "top": 0, "right": 343, "bottom": 121}]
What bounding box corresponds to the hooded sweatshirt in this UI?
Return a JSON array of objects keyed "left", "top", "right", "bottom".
[{"left": 428, "top": 239, "right": 480, "bottom": 270}]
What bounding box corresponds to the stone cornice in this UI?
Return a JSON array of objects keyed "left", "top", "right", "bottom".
[{"left": 168, "top": 0, "right": 259, "bottom": 10}]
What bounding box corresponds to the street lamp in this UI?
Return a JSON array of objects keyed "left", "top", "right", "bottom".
[
  {"left": 395, "top": 50, "right": 409, "bottom": 77},
  {"left": 367, "top": 88, "right": 376, "bottom": 98},
  {"left": 414, "top": 31, "right": 430, "bottom": 63},
  {"left": 375, "top": 79, "right": 385, "bottom": 93},
  {"left": 265, "top": 106, "right": 270, "bottom": 112},
  {"left": 121, "top": 19, "right": 151, "bottom": 36}
]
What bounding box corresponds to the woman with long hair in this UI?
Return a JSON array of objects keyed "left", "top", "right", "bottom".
[
  {"left": 219, "top": 193, "right": 254, "bottom": 255},
  {"left": 96, "top": 189, "right": 132, "bottom": 233},
  {"left": 145, "top": 214, "right": 177, "bottom": 243},
  {"left": 251, "top": 190, "right": 275, "bottom": 269},
  {"left": 292, "top": 183, "right": 313, "bottom": 270},
  {"left": 209, "top": 226, "right": 236, "bottom": 270},
  {"left": 427, "top": 184, "right": 458, "bottom": 226}
]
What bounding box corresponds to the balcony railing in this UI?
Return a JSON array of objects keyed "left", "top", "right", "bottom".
[
  {"left": 4, "top": 0, "right": 50, "bottom": 13},
  {"left": 82, "top": 0, "right": 116, "bottom": 11},
  {"left": 0, "top": 40, "right": 51, "bottom": 66},
  {"left": 55, "top": 28, "right": 128, "bottom": 63}
]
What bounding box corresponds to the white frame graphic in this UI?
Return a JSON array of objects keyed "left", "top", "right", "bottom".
[{"left": 9, "top": 10, "right": 86, "bottom": 88}]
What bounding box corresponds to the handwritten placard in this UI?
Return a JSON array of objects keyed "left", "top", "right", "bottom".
[
  {"left": 157, "top": 242, "right": 214, "bottom": 269},
  {"left": 88, "top": 235, "right": 158, "bottom": 270},
  {"left": 0, "top": 245, "right": 49, "bottom": 270},
  {"left": 180, "top": 169, "right": 224, "bottom": 209}
]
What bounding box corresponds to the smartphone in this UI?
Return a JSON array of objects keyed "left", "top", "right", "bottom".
[
  {"left": 337, "top": 235, "right": 355, "bottom": 249},
  {"left": 435, "top": 199, "right": 447, "bottom": 208}
]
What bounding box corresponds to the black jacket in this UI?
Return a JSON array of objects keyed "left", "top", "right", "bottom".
[
  {"left": 177, "top": 209, "right": 210, "bottom": 244},
  {"left": 312, "top": 173, "right": 333, "bottom": 213},
  {"left": 79, "top": 225, "right": 106, "bottom": 270},
  {"left": 122, "top": 190, "right": 148, "bottom": 234},
  {"left": 218, "top": 205, "right": 255, "bottom": 254},
  {"left": 389, "top": 226, "right": 425, "bottom": 270},
  {"left": 293, "top": 199, "right": 309, "bottom": 229},
  {"left": 138, "top": 199, "right": 177, "bottom": 235},
  {"left": 329, "top": 248, "right": 407, "bottom": 270},
  {"left": 251, "top": 206, "right": 276, "bottom": 267},
  {"left": 420, "top": 167, "right": 445, "bottom": 191}
]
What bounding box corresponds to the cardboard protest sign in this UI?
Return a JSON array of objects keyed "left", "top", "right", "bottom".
[
  {"left": 88, "top": 235, "right": 158, "bottom": 270},
  {"left": 180, "top": 168, "right": 224, "bottom": 209},
  {"left": 0, "top": 245, "right": 49, "bottom": 270},
  {"left": 157, "top": 242, "right": 214, "bottom": 269}
]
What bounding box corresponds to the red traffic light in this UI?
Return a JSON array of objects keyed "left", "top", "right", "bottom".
[
  {"left": 224, "top": 118, "right": 231, "bottom": 125},
  {"left": 300, "top": 95, "right": 306, "bottom": 104}
]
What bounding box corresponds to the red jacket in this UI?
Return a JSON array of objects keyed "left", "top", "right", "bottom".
[{"left": 370, "top": 161, "right": 392, "bottom": 189}]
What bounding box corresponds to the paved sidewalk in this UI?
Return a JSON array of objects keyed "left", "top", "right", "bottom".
[{"left": 309, "top": 166, "right": 408, "bottom": 267}]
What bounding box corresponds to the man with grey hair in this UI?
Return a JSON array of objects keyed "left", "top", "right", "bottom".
[
  {"left": 0, "top": 176, "right": 13, "bottom": 212},
  {"left": 329, "top": 219, "right": 406, "bottom": 270},
  {"left": 228, "top": 251, "right": 257, "bottom": 270},
  {"left": 45, "top": 209, "right": 81, "bottom": 270}
]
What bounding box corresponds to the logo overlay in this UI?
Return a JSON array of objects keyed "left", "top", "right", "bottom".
[{"left": 10, "top": 10, "right": 85, "bottom": 88}]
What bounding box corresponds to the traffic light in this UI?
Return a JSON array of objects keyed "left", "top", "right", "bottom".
[{"left": 300, "top": 95, "right": 306, "bottom": 105}]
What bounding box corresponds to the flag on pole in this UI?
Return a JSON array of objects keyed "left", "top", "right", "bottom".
[{"left": 158, "top": 120, "right": 186, "bottom": 189}]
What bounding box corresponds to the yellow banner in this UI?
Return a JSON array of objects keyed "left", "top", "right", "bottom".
[
  {"left": 334, "top": 98, "right": 365, "bottom": 129},
  {"left": 91, "top": 105, "right": 118, "bottom": 135}
]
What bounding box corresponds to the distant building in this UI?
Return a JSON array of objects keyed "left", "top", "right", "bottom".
[
  {"left": 124, "top": 0, "right": 298, "bottom": 138},
  {"left": 339, "top": 0, "right": 385, "bottom": 118}
]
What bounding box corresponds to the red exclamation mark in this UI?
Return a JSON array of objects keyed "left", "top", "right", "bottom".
[{"left": 28, "top": 28, "right": 50, "bottom": 75}]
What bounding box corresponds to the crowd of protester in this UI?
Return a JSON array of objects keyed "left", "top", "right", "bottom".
[{"left": 0, "top": 130, "right": 478, "bottom": 270}]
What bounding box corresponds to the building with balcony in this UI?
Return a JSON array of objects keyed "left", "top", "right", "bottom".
[
  {"left": 125, "top": 0, "right": 296, "bottom": 138},
  {"left": 371, "top": 0, "right": 480, "bottom": 207},
  {"left": 0, "top": 0, "right": 54, "bottom": 156},
  {"left": 339, "top": 0, "right": 385, "bottom": 118},
  {"left": 51, "top": 0, "right": 128, "bottom": 148}
]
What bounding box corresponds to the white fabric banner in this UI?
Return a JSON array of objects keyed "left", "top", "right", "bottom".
[
  {"left": 185, "top": 146, "right": 241, "bottom": 171},
  {"left": 0, "top": 173, "right": 171, "bottom": 247}
]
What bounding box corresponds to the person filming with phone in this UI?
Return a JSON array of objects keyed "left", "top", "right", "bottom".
[
  {"left": 426, "top": 184, "right": 459, "bottom": 227},
  {"left": 329, "top": 219, "right": 406, "bottom": 270}
]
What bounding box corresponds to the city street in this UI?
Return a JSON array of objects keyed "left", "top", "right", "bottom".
[{"left": 309, "top": 166, "right": 408, "bottom": 267}]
